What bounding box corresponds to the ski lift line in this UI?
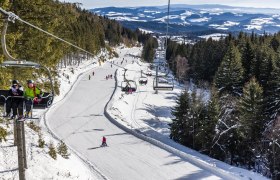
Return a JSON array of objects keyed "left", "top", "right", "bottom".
[
  {"left": 0, "top": 7, "right": 96, "bottom": 57},
  {"left": 165, "top": 0, "right": 170, "bottom": 48}
]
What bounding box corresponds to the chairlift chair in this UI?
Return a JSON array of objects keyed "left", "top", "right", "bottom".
[
  {"left": 121, "top": 80, "right": 137, "bottom": 92},
  {"left": 0, "top": 17, "right": 55, "bottom": 118},
  {"left": 153, "top": 77, "right": 174, "bottom": 91},
  {"left": 139, "top": 77, "right": 148, "bottom": 85},
  {"left": 121, "top": 69, "right": 137, "bottom": 92},
  {"left": 146, "top": 71, "right": 152, "bottom": 76}
]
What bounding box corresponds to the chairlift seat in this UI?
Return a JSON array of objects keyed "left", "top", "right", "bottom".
[
  {"left": 0, "top": 90, "right": 9, "bottom": 105},
  {"left": 121, "top": 81, "right": 137, "bottom": 92},
  {"left": 34, "top": 92, "right": 53, "bottom": 108},
  {"left": 139, "top": 77, "right": 148, "bottom": 85},
  {"left": 153, "top": 77, "right": 174, "bottom": 91},
  {"left": 146, "top": 71, "right": 152, "bottom": 76},
  {"left": 0, "top": 60, "right": 41, "bottom": 68},
  {"left": 0, "top": 90, "right": 53, "bottom": 109}
]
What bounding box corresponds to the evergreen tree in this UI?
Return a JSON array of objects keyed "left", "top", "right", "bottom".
[
  {"left": 169, "top": 91, "right": 191, "bottom": 144},
  {"left": 48, "top": 142, "right": 57, "bottom": 160},
  {"left": 189, "top": 89, "right": 205, "bottom": 150},
  {"left": 241, "top": 40, "right": 255, "bottom": 81},
  {"left": 255, "top": 46, "right": 274, "bottom": 92},
  {"left": 197, "top": 88, "right": 220, "bottom": 155},
  {"left": 214, "top": 44, "right": 244, "bottom": 96},
  {"left": 57, "top": 141, "right": 70, "bottom": 159},
  {"left": 212, "top": 95, "right": 239, "bottom": 165},
  {"left": 266, "top": 49, "right": 280, "bottom": 121},
  {"left": 238, "top": 77, "right": 264, "bottom": 169},
  {"left": 270, "top": 36, "right": 280, "bottom": 52},
  {"left": 141, "top": 36, "right": 158, "bottom": 63}
]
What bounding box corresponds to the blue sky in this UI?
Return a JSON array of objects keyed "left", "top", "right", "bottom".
[{"left": 61, "top": 0, "right": 280, "bottom": 9}]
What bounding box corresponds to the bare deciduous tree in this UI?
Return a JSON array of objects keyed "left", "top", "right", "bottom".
[{"left": 175, "top": 55, "right": 189, "bottom": 83}]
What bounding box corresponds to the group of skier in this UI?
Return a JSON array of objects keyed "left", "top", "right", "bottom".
[
  {"left": 5, "top": 79, "right": 42, "bottom": 121},
  {"left": 106, "top": 74, "right": 113, "bottom": 80}
]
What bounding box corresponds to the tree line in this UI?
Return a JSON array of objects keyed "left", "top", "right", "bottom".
[
  {"left": 168, "top": 32, "right": 280, "bottom": 179},
  {"left": 0, "top": 0, "right": 155, "bottom": 94}
]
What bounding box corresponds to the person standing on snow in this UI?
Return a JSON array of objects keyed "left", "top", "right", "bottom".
[{"left": 101, "top": 136, "right": 107, "bottom": 147}]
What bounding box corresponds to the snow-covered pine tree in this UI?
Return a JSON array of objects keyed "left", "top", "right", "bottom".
[
  {"left": 211, "top": 94, "right": 239, "bottom": 165},
  {"left": 197, "top": 88, "right": 220, "bottom": 155},
  {"left": 48, "top": 142, "right": 57, "bottom": 160},
  {"left": 214, "top": 43, "right": 244, "bottom": 96},
  {"left": 238, "top": 77, "right": 264, "bottom": 169},
  {"left": 57, "top": 141, "right": 70, "bottom": 159},
  {"left": 189, "top": 89, "right": 205, "bottom": 150},
  {"left": 266, "top": 49, "right": 280, "bottom": 122},
  {"left": 170, "top": 91, "right": 191, "bottom": 145}
]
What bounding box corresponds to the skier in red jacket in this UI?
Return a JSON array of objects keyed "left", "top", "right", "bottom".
[{"left": 101, "top": 136, "right": 107, "bottom": 147}]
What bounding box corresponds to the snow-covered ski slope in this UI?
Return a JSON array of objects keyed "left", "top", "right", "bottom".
[{"left": 46, "top": 47, "right": 260, "bottom": 180}]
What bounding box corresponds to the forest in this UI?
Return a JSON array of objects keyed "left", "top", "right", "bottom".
[
  {"left": 167, "top": 32, "right": 280, "bottom": 179},
  {"left": 0, "top": 0, "right": 156, "bottom": 94}
]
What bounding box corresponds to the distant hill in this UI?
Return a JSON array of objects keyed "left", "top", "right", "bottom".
[{"left": 91, "top": 5, "right": 280, "bottom": 36}]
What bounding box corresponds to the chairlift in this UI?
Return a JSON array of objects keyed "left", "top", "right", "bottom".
[
  {"left": 0, "top": 18, "right": 54, "bottom": 118},
  {"left": 153, "top": 77, "right": 174, "bottom": 91},
  {"left": 120, "top": 69, "right": 137, "bottom": 92},
  {"left": 139, "top": 77, "right": 148, "bottom": 85},
  {"left": 121, "top": 80, "right": 137, "bottom": 92},
  {"left": 139, "top": 70, "right": 148, "bottom": 85},
  {"left": 145, "top": 71, "right": 152, "bottom": 76}
]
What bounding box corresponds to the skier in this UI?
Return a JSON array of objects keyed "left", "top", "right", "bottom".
[
  {"left": 89, "top": 75, "right": 91, "bottom": 80},
  {"left": 101, "top": 136, "right": 107, "bottom": 147},
  {"left": 92, "top": 71, "right": 95, "bottom": 76}
]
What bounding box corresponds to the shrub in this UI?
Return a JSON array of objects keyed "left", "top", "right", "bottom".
[
  {"left": 27, "top": 122, "right": 41, "bottom": 133},
  {"left": 0, "top": 126, "right": 8, "bottom": 142},
  {"left": 57, "top": 141, "right": 70, "bottom": 159},
  {"left": 38, "top": 133, "right": 45, "bottom": 148},
  {"left": 48, "top": 142, "right": 57, "bottom": 160}
]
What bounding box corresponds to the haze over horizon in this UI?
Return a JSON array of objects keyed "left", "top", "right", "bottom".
[{"left": 61, "top": 0, "right": 280, "bottom": 9}]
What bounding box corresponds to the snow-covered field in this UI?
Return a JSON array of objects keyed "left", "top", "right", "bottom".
[
  {"left": 189, "top": 17, "right": 211, "bottom": 23},
  {"left": 0, "top": 44, "right": 269, "bottom": 180},
  {"left": 199, "top": 33, "right": 228, "bottom": 40}
]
